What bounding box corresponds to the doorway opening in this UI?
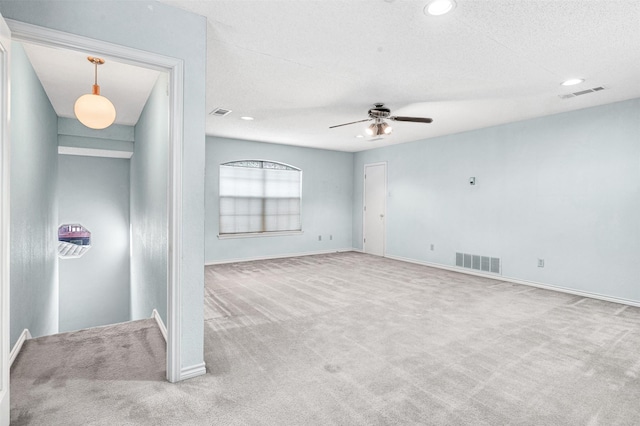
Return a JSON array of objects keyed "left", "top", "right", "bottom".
[{"left": 6, "top": 18, "right": 185, "bottom": 382}]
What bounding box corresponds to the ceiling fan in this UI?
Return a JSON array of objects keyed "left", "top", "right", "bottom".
[{"left": 329, "top": 103, "right": 433, "bottom": 136}]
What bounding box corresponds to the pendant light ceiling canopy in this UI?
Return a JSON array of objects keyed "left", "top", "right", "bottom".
[{"left": 74, "top": 56, "right": 116, "bottom": 130}]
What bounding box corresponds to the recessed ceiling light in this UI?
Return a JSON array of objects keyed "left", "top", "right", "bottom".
[
  {"left": 425, "top": 0, "right": 456, "bottom": 16},
  {"left": 240, "top": 116, "right": 254, "bottom": 121},
  {"left": 356, "top": 135, "right": 364, "bottom": 138},
  {"left": 561, "top": 78, "right": 584, "bottom": 86}
]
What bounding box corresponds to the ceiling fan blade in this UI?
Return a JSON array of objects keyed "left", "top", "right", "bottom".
[
  {"left": 389, "top": 116, "right": 433, "bottom": 124},
  {"left": 329, "top": 118, "right": 371, "bottom": 129}
]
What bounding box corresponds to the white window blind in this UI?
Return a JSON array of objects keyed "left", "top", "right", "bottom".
[{"left": 219, "top": 161, "right": 301, "bottom": 235}]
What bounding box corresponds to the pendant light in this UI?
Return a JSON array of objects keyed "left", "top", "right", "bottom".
[{"left": 74, "top": 56, "right": 116, "bottom": 129}]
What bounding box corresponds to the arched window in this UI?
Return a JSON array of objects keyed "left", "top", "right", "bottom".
[{"left": 219, "top": 160, "right": 302, "bottom": 235}]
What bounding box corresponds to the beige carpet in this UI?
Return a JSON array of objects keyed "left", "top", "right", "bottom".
[{"left": 11, "top": 252, "right": 640, "bottom": 424}]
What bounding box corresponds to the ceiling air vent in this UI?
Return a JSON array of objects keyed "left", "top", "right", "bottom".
[
  {"left": 559, "top": 86, "right": 605, "bottom": 99},
  {"left": 209, "top": 107, "right": 232, "bottom": 117}
]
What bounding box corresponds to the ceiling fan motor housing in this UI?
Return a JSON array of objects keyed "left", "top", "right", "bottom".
[{"left": 368, "top": 105, "right": 391, "bottom": 119}]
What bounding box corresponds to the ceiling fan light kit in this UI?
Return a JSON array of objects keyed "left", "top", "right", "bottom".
[
  {"left": 366, "top": 121, "right": 392, "bottom": 136},
  {"left": 74, "top": 56, "right": 116, "bottom": 130}
]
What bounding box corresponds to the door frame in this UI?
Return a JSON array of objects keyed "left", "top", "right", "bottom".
[
  {"left": 0, "top": 12, "right": 11, "bottom": 425},
  {"left": 362, "top": 161, "right": 387, "bottom": 256},
  {"left": 6, "top": 19, "right": 185, "bottom": 383}
]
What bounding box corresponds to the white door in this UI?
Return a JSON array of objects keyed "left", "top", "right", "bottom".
[
  {"left": 0, "top": 12, "right": 11, "bottom": 426},
  {"left": 363, "top": 163, "right": 386, "bottom": 256}
]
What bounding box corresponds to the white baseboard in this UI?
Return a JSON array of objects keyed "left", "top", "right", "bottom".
[
  {"left": 205, "top": 248, "right": 355, "bottom": 266},
  {"left": 151, "top": 309, "right": 168, "bottom": 342},
  {"left": 181, "top": 362, "right": 206, "bottom": 380},
  {"left": 9, "top": 329, "right": 32, "bottom": 367},
  {"left": 385, "top": 254, "right": 640, "bottom": 308}
]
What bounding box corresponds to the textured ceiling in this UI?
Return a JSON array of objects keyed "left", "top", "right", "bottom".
[
  {"left": 162, "top": 0, "right": 640, "bottom": 152},
  {"left": 24, "top": 1, "right": 640, "bottom": 151}
]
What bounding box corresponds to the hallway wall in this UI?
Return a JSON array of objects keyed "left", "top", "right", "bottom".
[
  {"left": 131, "top": 73, "right": 168, "bottom": 324},
  {"left": 9, "top": 42, "right": 59, "bottom": 346},
  {"left": 58, "top": 154, "right": 131, "bottom": 332}
]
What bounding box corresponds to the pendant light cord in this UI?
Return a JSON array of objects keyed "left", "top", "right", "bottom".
[{"left": 88, "top": 57, "right": 104, "bottom": 96}]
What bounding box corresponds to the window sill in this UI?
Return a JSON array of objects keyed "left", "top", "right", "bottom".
[{"left": 218, "top": 230, "right": 304, "bottom": 240}]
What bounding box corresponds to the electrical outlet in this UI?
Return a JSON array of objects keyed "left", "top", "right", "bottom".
[
  {"left": 430, "top": 244, "right": 434, "bottom": 251},
  {"left": 538, "top": 259, "right": 544, "bottom": 268},
  {"left": 318, "top": 235, "right": 322, "bottom": 241}
]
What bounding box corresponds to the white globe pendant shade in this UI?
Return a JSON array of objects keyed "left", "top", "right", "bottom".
[
  {"left": 74, "top": 56, "right": 116, "bottom": 130},
  {"left": 74, "top": 91, "right": 116, "bottom": 130}
]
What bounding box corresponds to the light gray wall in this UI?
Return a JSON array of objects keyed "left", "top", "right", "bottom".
[
  {"left": 58, "top": 117, "right": 134, "bottom": 155},
  {"left": 9, "top": 42, "right": 58, "bottom": 346},
  {"left": 206, "top": 137, "right": 354, "bottom": 263},
  {"left": 131, "top": 73, "right": 167, "bottom": 323},
  {"left": 354, "top": 98, "right": 640, "bottom": 303},
  {"left": 58, "top": 154, "right": 130, "bottom": 332},
  {"left": 0, "top": 0, "right": 207, "bottom": 369}
]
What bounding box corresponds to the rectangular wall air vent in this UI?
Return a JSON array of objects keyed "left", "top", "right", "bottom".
[
  {"left": 209, "top": 107, "right": 232, "bottom": 117},
  {"left": 559, "top": 86, "right": 605, "bottom": 99},
  {"left": 455, "top": 252, "right": 501, "bottom": 274}
]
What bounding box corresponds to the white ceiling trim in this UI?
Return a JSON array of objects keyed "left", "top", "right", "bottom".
[
  {"left": 7, "top": 19, "right": 179, "bottom": 70},
  {"left": 57, "top": 146, "right": 133, "bottom": 159}
]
